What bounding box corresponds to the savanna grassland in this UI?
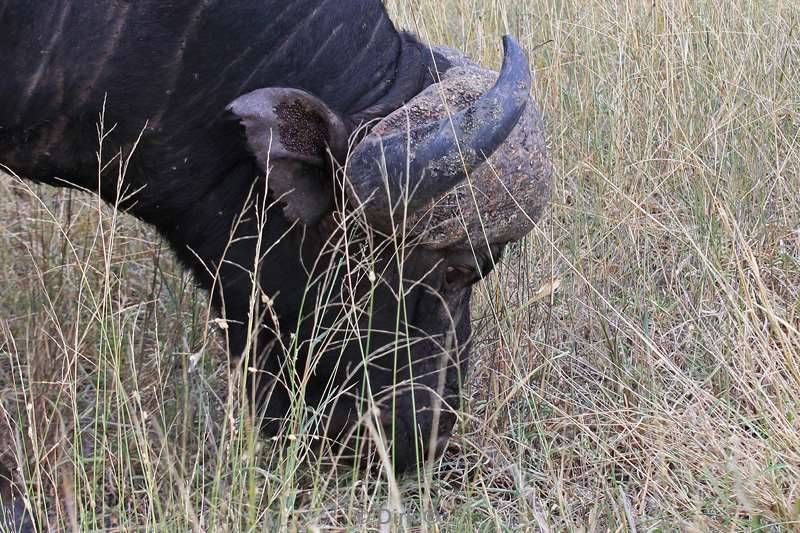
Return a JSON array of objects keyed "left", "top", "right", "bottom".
[{"left": 1, "top": 1, "right": 798, "bottom": 531}]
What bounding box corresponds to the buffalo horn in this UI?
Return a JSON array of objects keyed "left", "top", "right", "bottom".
[{"left": 346, "top": 36, "right": 532, "bottom": 229}]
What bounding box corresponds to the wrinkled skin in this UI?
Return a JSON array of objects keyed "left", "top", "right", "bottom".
[{"left": 0, "top": 4, "right": 510, "bottom": 512}]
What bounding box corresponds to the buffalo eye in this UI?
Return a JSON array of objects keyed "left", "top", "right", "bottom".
[{"left": 444, "top": 264, "right": 477, "bottom": 290}]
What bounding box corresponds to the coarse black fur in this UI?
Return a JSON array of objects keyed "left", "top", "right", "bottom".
[{"left": 0, "top": 1, "right": 504, "bottom": 495}]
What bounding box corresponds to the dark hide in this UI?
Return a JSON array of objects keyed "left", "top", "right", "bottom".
[
  {"left": 0, "top": 0, "right": 499, "bottom": 486},
  {"left": 0, "top": 461, "right": 32, "bottom": 533}
]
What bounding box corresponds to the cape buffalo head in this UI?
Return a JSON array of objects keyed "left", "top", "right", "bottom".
[{"left": 227, "top": 36, "right": 551, "bottom": 472}]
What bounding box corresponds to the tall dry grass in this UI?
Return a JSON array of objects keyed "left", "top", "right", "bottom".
[{"left": 1, "top": 0, "right": 798, "bottom": 530}]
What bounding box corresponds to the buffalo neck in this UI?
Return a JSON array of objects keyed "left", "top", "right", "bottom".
[{"left": 1, "top": 1, "right": 446, "bottom": 356}]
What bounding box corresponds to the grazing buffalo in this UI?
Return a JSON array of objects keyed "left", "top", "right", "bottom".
[{"left": 0, "top": 0, "right": 551, "bottom": 482}]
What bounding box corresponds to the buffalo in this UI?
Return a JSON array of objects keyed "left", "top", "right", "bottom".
[{"left": 0, "top": 0, "right": 551, "bottom": 488}]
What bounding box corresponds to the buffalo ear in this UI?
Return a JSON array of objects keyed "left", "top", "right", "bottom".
[{"left": 226, "top": 88, "right": 352, "bottom": 225}]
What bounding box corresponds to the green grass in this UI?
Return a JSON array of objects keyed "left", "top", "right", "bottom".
[{"left": 1, "top": 0, "right": 799, "bottom": 530}]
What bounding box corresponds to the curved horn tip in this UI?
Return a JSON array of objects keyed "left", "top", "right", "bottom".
[
  {"left": 498, "top": 35, "right": 531, "bottom": 91},
  {"left": 501, "top": 35, "right": 526, "bottom": 60},
  {"left": 501, "top": 35, "right": 522, "bottom": 55}
]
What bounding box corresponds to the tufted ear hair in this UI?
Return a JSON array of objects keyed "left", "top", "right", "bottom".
[{"left": 227, "top": 88, "right": 352, "bottom": 225}]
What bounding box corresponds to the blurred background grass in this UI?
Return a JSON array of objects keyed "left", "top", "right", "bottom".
[{"left": 1, "top": 0, "right": 798, "bottom": 530}]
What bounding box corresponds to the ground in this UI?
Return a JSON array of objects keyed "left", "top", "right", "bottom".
[{"left": 1, "top": 0, "right": 798, "bottom": 531}]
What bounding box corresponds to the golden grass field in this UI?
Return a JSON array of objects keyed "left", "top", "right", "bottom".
[{"left": 1, "top": 0, "right": 798, "bottom": 530}]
